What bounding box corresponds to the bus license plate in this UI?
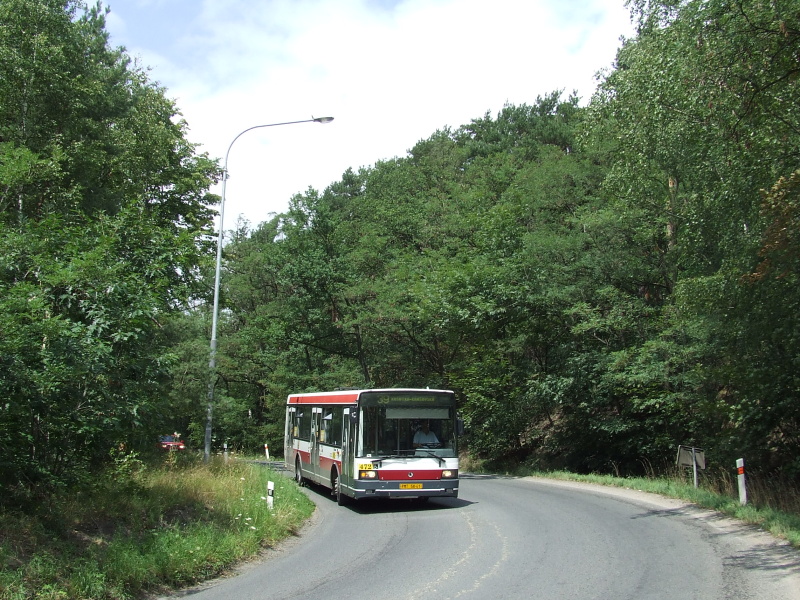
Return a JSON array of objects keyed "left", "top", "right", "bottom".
[{"left": 400, "top": 483, "right": 423, "bottom": 489}]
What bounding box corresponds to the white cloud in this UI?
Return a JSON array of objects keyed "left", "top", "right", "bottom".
[{"left": 104, "top": 0, "right": 633, "bottom": 229}]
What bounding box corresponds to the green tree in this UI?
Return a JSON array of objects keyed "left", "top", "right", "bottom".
[
  {"left": 0, "top": 0, "right": 218, "bottom": 493},
  {"left": 219, "top": 94, "right": 606, "bottom": 466},
  {"left": 589, "top": 0, "right": 800, "bottom": 474}
]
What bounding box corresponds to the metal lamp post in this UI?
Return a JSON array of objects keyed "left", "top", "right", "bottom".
[{"left": 204, "top": 116, "right": 334, "bottom": 462}]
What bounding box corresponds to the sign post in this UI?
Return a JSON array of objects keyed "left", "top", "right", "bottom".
[
  {"left": 676, "top": 445, "right": 706, "bottom": 488},
  {"left": 264, "top": 443, "right": 270, "bottom": 461}
]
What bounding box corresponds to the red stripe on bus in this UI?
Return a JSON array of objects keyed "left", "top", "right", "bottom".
[
  {"left": 319, "top": 455, "right": 342, "bottom": 471},
  {"left": 287, "top": 393, "right": 360, "bottom": 405},
  {"left": 379, "top": 469, "right": 443, "bottom": 481}
]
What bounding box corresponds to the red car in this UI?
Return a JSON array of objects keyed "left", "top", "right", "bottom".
[{"left": 159, "top": 434, "right": 185, "bottom": 451}]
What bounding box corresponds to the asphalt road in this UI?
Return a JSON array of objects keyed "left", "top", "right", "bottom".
[{"left": 162, "top": 473, "right": 800, "bottom": 600}]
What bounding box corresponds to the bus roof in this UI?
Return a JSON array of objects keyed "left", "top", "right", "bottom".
[{"left": 286, "top": 388, "right": 453, "bottom": 405}]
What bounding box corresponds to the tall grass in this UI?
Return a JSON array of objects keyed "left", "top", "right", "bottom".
[{"left": 0, "top": 454, "right": 314, "bottom": 600}]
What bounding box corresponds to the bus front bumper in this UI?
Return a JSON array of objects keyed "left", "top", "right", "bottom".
[{"left": 352, "top": 480, "right": 459, "bottom": 499}]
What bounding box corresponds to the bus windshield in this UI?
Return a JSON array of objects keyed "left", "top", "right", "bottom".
[{"left": 359, "top": 405, "right": 458, "bottom": 458}]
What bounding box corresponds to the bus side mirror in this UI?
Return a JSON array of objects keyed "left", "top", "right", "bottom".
[
  {"left": 350, "top": 411, "right": 359, "bottom": 425},
  {"left": 457, "top": 418, "right": 465, "bottom": 436}
]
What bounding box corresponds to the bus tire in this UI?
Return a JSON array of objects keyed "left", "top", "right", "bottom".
[{"left": 295, "top": 458, "right": 305, "bottom": 487}]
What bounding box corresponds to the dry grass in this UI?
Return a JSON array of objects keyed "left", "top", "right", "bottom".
[{"left": 0, "top": 455, "right": 314, "bottom": 600}]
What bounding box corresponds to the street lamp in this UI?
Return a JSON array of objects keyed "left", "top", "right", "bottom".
[{"left": 204, "top": 116, "right": 334, "bottom": 462}]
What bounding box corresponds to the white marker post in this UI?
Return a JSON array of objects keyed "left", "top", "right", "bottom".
[
  {"left": 736, "top": 458, "right": 747, "bottom": 505},
  {"left": 223, "top": 442, "right": 228, "bottom": 463},
  {"left": 264, "top": 443, "right": 270, "bottom": 461},
  {"left": 267, "top": 480, "right": 275, "bottom": 511}
]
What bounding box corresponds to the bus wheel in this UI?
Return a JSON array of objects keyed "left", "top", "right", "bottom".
[{"left": 295, "top": 458, "right": 305, "bottom": 487}]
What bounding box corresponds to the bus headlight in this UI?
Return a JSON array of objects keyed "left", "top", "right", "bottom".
[
  {"left": 359, "top": 470, "right": 378, "bottom": 479},
  {"left": 441, "top": 469, "right": 457, "bottom": 479}
]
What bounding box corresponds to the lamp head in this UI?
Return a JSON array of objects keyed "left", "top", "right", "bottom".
[{"left": 313, "top": 116, "right": 334, "bottom": 123}]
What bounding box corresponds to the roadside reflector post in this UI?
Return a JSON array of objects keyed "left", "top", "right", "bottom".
[
  {"left": 736, "top": 458, "right": 747, "bottom": 505},
  {"left": 267, "top": 480, "right": 275, "bottom": 510},
  {"left": 223, "top": 442, "right": 228, "bottom": 463},
  {"left": 265, "top": 443, "right": 270, "bottom": 461}
]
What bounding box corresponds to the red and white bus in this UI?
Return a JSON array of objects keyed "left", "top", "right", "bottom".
[{"left": 285, "top": 388, "right": 460, "bottom": 504}]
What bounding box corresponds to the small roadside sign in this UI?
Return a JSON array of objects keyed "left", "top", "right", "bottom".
[
  {"left": 676, "top": 445, "right": 705, "bottom": 470},
  {"left": 676, "top": 445, "right": 705, "bottom": 488}
]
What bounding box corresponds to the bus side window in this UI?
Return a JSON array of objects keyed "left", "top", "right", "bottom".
[
  {"left": 317, "top": 408, "right": 326, "bottom": 443},
  {"left": 296, "top": 410, "right": 311, "bottom": 441},
  {"left": 321, "top": 408, "right": 344, "bottom": 447},
  {"left": 330, "top": 408, "right": 343, "bottom": 447}
]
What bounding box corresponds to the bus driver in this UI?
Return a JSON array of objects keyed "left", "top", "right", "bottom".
[{"left": 413, "top": 420, "right": 440, "bottom": 448}]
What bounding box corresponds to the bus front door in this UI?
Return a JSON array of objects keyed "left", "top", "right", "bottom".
[
  {"left": 340, "top": 408, "right": 352, "bottom": 495},
  {"left": 310, "top": 407, "right": 322, "bottom": 483}
]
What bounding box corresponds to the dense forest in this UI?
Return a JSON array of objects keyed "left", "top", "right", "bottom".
[
  {"left": 2, "top": 0, "right": 799, "bottom": 500},
  {"left": 0, "top": 0, "right": 219, "bottom": 493}
]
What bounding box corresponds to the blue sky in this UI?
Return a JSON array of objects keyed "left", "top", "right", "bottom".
[{"left": 104, "top": 0, "right": 634, "bottom": 229}]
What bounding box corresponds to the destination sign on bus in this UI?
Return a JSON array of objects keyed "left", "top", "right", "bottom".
[
  {"left": 378, "top": 396, "right": 436, "bottom": 404},
  {"left": 361, "top": 392, "right": 453, "bottom": 406}
]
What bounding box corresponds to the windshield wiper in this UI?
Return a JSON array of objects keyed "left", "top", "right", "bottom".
[{"left": 416, "top": 450, "right": 446, "bottom": 466}]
